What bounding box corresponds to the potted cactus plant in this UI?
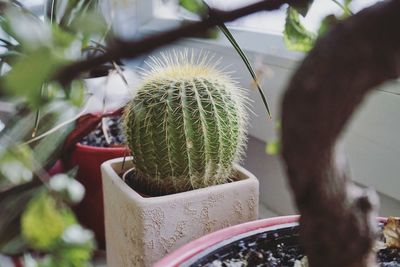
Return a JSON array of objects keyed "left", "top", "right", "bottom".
[{"left": 101, "top": 51, "right": 259, "bottom": 267}]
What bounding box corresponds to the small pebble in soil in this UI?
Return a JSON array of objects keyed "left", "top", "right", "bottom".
[
  {"left": 80, "top": 116, "right": 125, "bottom": 147},
  {"left": 246, "top": 250, "right": 264, "bottom": 266},
  {"left": 378, "top": 248, "right": 400, "bottom": 266}
]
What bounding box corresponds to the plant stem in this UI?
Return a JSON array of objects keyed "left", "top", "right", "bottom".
[{"left": 332, "top": 0, "right": 354, "bottom": 15}]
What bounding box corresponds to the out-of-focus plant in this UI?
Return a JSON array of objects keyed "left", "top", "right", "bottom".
[
  {"left": 284, "top": 0, "right": 354, "bottom": 52},
  {"left": 0, "top": 0, "right": 110, "bottom": 265},
  {"left": 0, "top": 0, "right": 108, "bottom": 108},
  {"left": 267, "top": 0, "right": 356, "bottom": 154}
]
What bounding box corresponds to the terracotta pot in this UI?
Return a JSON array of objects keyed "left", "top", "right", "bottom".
[
  {"left": 12, "top": 258, "right": 22, "bottom": 267},
  {"left": 101, "top": 157, "right": 259, "bottom": 267},
  {"left": 71, "top": 143, "right": 128, "bottom": 249},
  {"left": 155, "top": 216, "right": 389, "bottom": 267}
]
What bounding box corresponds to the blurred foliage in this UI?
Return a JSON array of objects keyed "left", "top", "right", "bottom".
[
  {"left": 284, "top": 0, "right": 354, "bottom": 52},
  {"left": 0, "top": 101, "right": 79, "bottom": 177},
  {"left": 0, "top": 0, "right": 107, "bottom": 265},
  {"left": 0, "top": 0, "right": 108, "bottom": 108},
  {"left": 266, "top": 140, "right": 281, "bottom": 155},
  {"left": 21, "top": 190, "right": 94, "bottom": 266},
  {"left": 268, "top": 0, "right": 355, "bottom": 153},
  {"left": 284, "top": 7, "right": 316, "bottom": 52},
  {"left": 265, "top": 121, "right": 281, "bottom": 155},
  {"left": 21, "top": 191, "right": 76, "bottom": 250},
  {"left": 0, "top": 145, "right": 33, "bottom": 186},
  {"left": 318, "top": 0, "right": 353, "bottom": 35}
]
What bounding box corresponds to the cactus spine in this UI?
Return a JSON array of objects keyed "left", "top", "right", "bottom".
[{"left": 124, "top": 51, "right": 248, "bottom": 194}]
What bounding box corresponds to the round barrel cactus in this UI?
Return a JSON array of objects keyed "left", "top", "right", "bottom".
[{"left": 123, "top": 51, "right": 248, "bottom": 194}]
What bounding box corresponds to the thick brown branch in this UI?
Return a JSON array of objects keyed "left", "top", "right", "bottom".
[
  {"left": 55, "top": 0, "right": 308, "bottom": 86},
  {"left": 281, "top": 1, "right": 400, "bottom": 267}
]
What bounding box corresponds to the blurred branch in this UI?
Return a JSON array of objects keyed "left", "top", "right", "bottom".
[
  {"left": 281, "top": 1, "right": 400, "bottom": 266},
  {"left": 56, "top": 0, "right": 309, "bottom": 85}
]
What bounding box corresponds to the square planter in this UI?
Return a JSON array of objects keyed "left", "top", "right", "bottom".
[{"left": 101, "top": 157, "right": 259, "bottom": 267}]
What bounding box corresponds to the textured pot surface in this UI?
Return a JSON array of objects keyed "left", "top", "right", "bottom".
[
  {"left": 155, "top": 216, "right": 299, "bottom": 267},
  {"left": 101, "top": 157, "right": 259, "bottom": 267},
  {"left": 72, "top": 143, "right": 127, "bottom": 249}
]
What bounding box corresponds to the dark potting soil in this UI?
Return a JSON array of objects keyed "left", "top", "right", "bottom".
[
  {"left": 124, "top": 169, "right": 174, "bottom": 197},
  {"left": 186, "top": 224, "right": 400, "bottom": 267},
  {"left": 124, "top": 169, "right": 153, "bottom": 197},
  {"left": 123, "top": 169, "right": 238, "bottom": 197},
  {"left": 80, "top": 116, "right": 125, "bottom": 147}
]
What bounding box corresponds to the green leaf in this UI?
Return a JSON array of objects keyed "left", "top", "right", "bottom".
[
  {"left": 200, "top": 0, "right": 271, "bottom": 117},
  {"left": 284, "top": 7, "right": 316, "bottom": 52},
  {"left": 0, "top": 101, "right": 78, "bottom": 169},
  {"left": 179, "top": 0, "right": 207, "bottom": 16},
  {"left": 2, "top": 9, "right": 50, "bottom": 51},
  {"left": 0, "top": 50, "right": 22, "bottom": 65},
  {"left": 21, "top": 192, "right": 76, "bottom": 251},
  {"left": 66, "top": 80, "right": 85, "bottom": 107},
  {"left": 51, "top": 24, "right": 76, "bottom": 49},
  {"left": 4, "top": 48, "right": 66, "bottom": 108},
  {"left": 28, "top": 101, "right": 79, "bottom": 169},
  {"left": 344, "top": 0, "right": 353, "bottom": 7},
  {"left": 51, "top": 243, "right": 94, "bottom": 267},
  {"left": 332, "top": 0, "right": 353, "bottom": 16},
  {"left": 218, "top": 24, "right": 271, "bottom": 118},
  {"left": 266, "top": 140, "right": 281, "bottom": 155},
  {"left": 0, "top": 181, "right": 42, "bottom": 253},
  {"left": 69, "top": 10, "right": 108, "bottom": 37},
  {"left": 34, "top": 224, "right": 94, "bottom": 267},
  {"left": 0, "top": 145, "right": 34, "bottom": 185},
  {"left": 58, "top": 0, "right": 100, "bottom": 30}
]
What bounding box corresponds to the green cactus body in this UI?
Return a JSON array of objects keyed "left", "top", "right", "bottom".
[{"left": 124, "top": 51, "right": 248, "bottom": 194}]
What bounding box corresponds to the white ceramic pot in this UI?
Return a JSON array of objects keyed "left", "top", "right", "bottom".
[{"left": 101, "top": 157, "right": 259, "bottom": 267}]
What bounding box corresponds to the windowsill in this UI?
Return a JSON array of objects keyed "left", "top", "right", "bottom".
[
  {"left": 138, "top": 17, "right": 304, "bottom": 68},
  {"left": 259, "top": 204, "right": 280, "bottom": 218}
]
